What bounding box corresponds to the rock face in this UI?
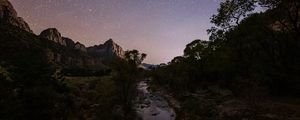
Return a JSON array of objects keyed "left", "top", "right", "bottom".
[
  {"left": 74, "top": 42, "right": 87, "bottom": 52},
  {"left": 0, "top": 0, "right": 32, "bottom": 32},
  {"left": 87, "top": 39, "right": 125, "bottom": 59},
  {"left": 63, "top": 37, "right": 76, "bottom": 49},
  {"left": 63, "top": 37, "right": 87, "bottom": 52},
  {"left": 39, "top": 28, "right": 67, "bottom": 46},
  {"left": 0, "top": 0, "right": 126, "bottom": 68}
]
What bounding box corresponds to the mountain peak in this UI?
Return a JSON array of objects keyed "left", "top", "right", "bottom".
[
  {"left": 74, "top": 42, "right": 87, "bottom": 52},
  {"left": 44, "top": 28, "right": 58, "bottom": 31},
  {"left": 0, "top": 0, "right": 32, "bottom": 32},
  {"left": 87, "top": 39, "right": 125, "bottom": 59},
  {"left": 106, "top": 38, "right": 114, "bottom": 42},
  {"left": 40, "top": 28, "right": 67, "bottom": 46}
]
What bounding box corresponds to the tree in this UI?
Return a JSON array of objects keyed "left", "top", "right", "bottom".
[
  {"left": 109, "top": 49, "right": 147, "bottom": 119},
  {"left": 210, "top": 0, "right": 256, "bottom": 30},
  {"left": 208, "top": 0, "right": 300, "bottom": 95},
  {"left": 184, "top": 40, "right": 210, "bottom": 60},
  {"left": 209, "top": 0, "right": 300, "bottom": 39},
  {"left": 124, "top": 50, "right": 147, "bottom": 65}
]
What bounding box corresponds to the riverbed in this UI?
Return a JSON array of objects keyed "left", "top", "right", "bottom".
[{"left": 134, "top": 80, "right": 176, "bottom": 120}]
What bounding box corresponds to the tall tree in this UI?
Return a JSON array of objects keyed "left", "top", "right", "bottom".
[{"left": 125, "top": 50, "right": 147, "bottom": 65}]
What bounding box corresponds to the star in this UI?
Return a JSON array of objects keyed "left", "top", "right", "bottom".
[{"left": 10, "top": 0, "right": 221, "bottom": 64}]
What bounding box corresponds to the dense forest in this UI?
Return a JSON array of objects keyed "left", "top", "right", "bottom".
[
  {"left": 150, "top": 0, "right": 300, "bottom": 119},
  {"left": 1, "top": 0, "right": 300, "bottom": 120},
  {"left": 152, "top": 0, "right": 300, "bottom": 95}
]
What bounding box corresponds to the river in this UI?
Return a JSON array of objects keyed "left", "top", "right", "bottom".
[{"left": 134, "top": 80, "right": 176, "bottom": 120}]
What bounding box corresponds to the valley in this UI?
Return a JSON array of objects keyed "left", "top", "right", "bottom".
[{"left": 1, "top": 0, "right": 300, "bottom": 120}]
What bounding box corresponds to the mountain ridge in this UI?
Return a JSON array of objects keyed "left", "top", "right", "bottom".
[
  {"left": 0, "top": 0, "right": 126, "bottom": 67},
  {"left": 0, "top": 0, "right": 31, "bottom": 32},
  {"left": 87, "top": 39, "right": 125, "bottom": 59}
]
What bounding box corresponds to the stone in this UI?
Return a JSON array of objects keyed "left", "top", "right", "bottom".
[{"left": 149, "top": 106, "right": 160, "bottom": 116}]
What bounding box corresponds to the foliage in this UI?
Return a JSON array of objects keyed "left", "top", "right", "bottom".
[
  {"left": 62, "top": 67, "right": 111, "bottom": 76},
  {"left": 125, "top": 50, "right": 147, "bottom": 65},
  {"left": 149, "top": 1, "right": 300, "bottom": 119},
  {"left": 0, "top": 51, "right": 71, "bottom": 120},
  {"left": 210, "top": 0, "right": 256, "bottom": 29},
  {"left": 103, "top": 49, "right": 147, "bottom": 119},
  {"left": 151, "top": 0, "right": 300, "bottom": 99}
]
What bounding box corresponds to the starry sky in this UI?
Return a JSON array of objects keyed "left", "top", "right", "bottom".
[{"left": 10, "top": 0, "right": 221, "bottom": 64}]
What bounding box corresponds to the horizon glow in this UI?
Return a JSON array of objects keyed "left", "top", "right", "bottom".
[{"left": 10, "top": 0, "right": 220, "bottom": 64}]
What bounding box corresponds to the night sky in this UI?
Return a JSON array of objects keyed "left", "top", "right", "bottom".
[{"left": 10, "top": 0, "right": 221, "bottom": 64}]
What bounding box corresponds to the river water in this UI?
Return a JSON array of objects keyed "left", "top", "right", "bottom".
[{"left": 134, "top": 80, "right": 176, "bottom": 120}]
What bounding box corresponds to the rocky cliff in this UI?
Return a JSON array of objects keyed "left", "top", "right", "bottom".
[
  {"left": 64, "top": 37, "right": 76, "bottom": 49},
  {"left": 0, "top": 0, "right": 32, "bottom": 32},
  {"left": 40, "top": 29, "right": 88, "bottom": 53},
  {"left": 87, "top": 39, "right": 125, "bottom": 59},
  {"left": 39, "top": 28, "right": 67, "bottom": 46},
  {"left": 1, "top": 0, "right": 125, "bottom": 67},
  {"left": 74, "top": 42, "right": 87, "bottom": 52}
]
